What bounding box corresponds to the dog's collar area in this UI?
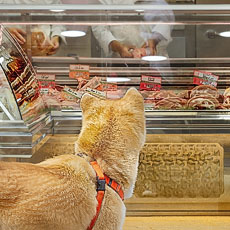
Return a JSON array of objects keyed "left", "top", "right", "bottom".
[
  {"left": 87, "top": 160, "right": 124, "bottom": 230},
  {"left": 90, "top": 161, "right": 124, "bottom": 201},
  {"left": 77, "top": 153, "right": 124, "bottom": 200}
]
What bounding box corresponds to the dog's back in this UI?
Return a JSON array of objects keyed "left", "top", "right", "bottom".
[{"left": 0, "top": 155, "right": 98, "bottom": 230}]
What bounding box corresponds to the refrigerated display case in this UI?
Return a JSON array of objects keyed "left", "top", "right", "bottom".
[
  {"left": 1, "top": 1, "right": 230, "bottom": 215},
  {"left": 0, "top": 25, "right": 52, "bottom": 158}
]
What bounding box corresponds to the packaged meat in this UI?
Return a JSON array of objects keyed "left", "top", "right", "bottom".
[
  {"left": 79, "top": 76, "right": 101, "bottom": 91},
  {"left": 132, "top": 48, "right": 146, "bottom": 58}
]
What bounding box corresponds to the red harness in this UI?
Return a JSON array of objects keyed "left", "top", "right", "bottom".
[{"left": 87, "top": 161, "right": 124, "bottom": 230}]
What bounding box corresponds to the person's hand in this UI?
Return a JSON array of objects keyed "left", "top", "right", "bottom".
[
  {"left": 8, "top": 28, "right": 26, "bottom": 45},
  {"left": 47, "top": 36, "right": 60, "bottom": 55},
  {"left": 110, "top": 40, "right": 134, "bottom": 58},
  {"left": 119, "top": 44, "right": 135, "bottom": 58},
  {"left": 142, "top": 39, "right": 157, "bottom": 56},
  {"left": 35, "top": 34, "right": 60, "bottom": 55}
]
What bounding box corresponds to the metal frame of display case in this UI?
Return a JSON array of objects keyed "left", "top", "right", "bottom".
[{"left": 0, "top": 114, "right": 52, "bottom": 158}]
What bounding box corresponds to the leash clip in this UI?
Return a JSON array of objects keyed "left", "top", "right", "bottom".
[{"left": 96, "top": 177, "right": 106, "bottom": 191}]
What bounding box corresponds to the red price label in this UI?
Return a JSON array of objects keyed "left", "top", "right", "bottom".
[
  {"left": 193, "top": 70, "right": 219, "bottom": 87},
  {"left": 36, "top": 74, "right": 56, "bottom": 94},
  {"left": 140, "top": 82, "right": 161, "bottom": 91},
  {"left": 140, "top": 75, "right": 162, "bottom": 91}
]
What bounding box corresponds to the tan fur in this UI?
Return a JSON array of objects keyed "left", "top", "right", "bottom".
[{"left": 0, "top": 88, "right": 146, "bottom": 230}]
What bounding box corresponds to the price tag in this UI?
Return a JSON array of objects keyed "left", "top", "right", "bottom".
[
  {"left": 144, "top": 104, "right": 155, "bottom": 111},
  {"left": 36, "top": 74, "right": 56, "bottom": 94},
  {"left": 98, "top": 82, "right": 118, "bottom": 91},
  {"left": 69, "top": 64, "right": 90, "bottom": 80},
  {"left": 193, "top": 70, "right": 219, "bottom": 87},
  {"left": 141, "top": 75, "right": 162, "bottom": 84},
  {"left": 86, "top": 88, "right": 106, "bottom": 98},
  {"left": 140, "top": 75, "right": 162, "bottom": 91},
  {"left": 63, "top": 86, "right": 83, "bottom": 99}
]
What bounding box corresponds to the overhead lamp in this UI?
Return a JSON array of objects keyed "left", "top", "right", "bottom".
[
  {"left": 206, "top": 30, "right": 230, "bottom": 39},
  {"left": 141, "top": 55, "right": 167, "bottom": 62},
  {"left": 0, "top": 57, "right": 4, "bottom": 64},
  {"left": 219, "top": 31, "right": 230, "bottom": 38},
  {"left": 106, "top": 77, "right": 131, "bottom": 83},
  {"left": 61, "top": 30, "right": 86, "bottom": 37},
  {"left": 135, "top": 9, "right": 144, "bottom": 12},
  {"left": 50, "top": 9, "right": 65, "bottom": 12}
]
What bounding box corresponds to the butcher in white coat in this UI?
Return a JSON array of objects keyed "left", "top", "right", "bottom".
[{"left": 92, "top": 0, "right": 174, "bottom": 58}]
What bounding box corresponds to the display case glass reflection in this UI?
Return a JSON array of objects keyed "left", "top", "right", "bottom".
[{"left": 0, "top": 26, "right": 47, "bottom": 124}]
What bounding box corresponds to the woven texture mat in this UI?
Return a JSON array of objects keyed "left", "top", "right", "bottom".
[{"left": 135, "top": 143, "right": 224, "bottom": 198}]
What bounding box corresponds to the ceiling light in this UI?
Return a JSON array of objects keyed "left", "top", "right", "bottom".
[
  {"left": 136, "top": 9, "right": 144, "bottom": 12},
  {"left": 61, "top": 30, "right": 86, "bottom": 37},
  {"left": 141, "top": 55, "right": 167, "bottom": 62},
  {"left": 50, "top": 9, "right": 65, "bottom": 12},
  {"left": 0, "top": 57, "right": 4, "bottom": 64},
  {"left": 106, "top": 77, "right": 131, "bottom": 83},
  {"left": 219, "top": 31, "right": 230, "bottom": 37}
]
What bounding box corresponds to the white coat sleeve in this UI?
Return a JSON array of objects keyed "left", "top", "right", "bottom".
[
  {"left": 91, "top": 25, "right": 117, "bottom": 57},
  {"left": 152, "top": 24, "right": 172, "bottom": 42}
]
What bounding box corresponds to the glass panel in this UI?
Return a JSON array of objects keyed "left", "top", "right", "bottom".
[
  {"left": 0, "top": 26, "right": 47, "bottom": 124},
  {"left": 1, "top": 2, "right": 230, "bottom": 112},
  {"left": 1, "top": 1, "right": 230, "bottom": 217},
  {"left": 0, "top": 65, "right": 21, "bottom": 120}
]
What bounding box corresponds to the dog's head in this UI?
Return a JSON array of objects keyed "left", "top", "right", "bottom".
[{"left": 79, "top": 88, "right": 145, "bottom": 155}]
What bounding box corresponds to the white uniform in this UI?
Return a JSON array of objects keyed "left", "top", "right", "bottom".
[
  {"left": 92, "top": 0, "right": 173, "bottom": 57},
  {"left": 0, "top": 0, "right": 65, "bottom": 40}
]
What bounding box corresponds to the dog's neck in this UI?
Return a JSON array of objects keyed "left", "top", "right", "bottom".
[{"left": 75, "top": 122, "right": 142, "bottom": 199}]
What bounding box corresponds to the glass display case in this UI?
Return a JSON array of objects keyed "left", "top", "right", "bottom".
[
  {"left": 0, "top": 26, "right": 52, "bottom": 158},
  {"left": 1, "top": 0, "right": 230, "bottom": 216}
]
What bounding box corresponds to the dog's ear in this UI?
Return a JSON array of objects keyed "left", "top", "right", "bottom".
[
  {"left": 80, "top": 93, "right": 97, "bottom": 112},
  {"left": 122, "top": 88, "right": 144, "bottom": 110}
]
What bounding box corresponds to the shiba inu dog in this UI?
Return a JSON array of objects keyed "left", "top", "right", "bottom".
[{"left": 0, "top": 88, "right": 146, "bottom": 230}]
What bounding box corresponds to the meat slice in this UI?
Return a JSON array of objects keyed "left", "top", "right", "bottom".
[
  {"left": 146, "top": 90, "right": 177, "bottom": 101},
  {"left": 187, "top": 96, "right": 219, "bottom": 109},
  {"left": 155, "top": 97, "right": 187, "bottom": 109},
  {"left": 190, "top": 85, "right": 219, "bottom": 98},
  {"left": 177, "top": 90, "right": 191, "bottom": 99}
]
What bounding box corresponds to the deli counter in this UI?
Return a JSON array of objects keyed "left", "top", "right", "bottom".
[{"left": 1, "top": 1, "right": 230, "bottom": 216}]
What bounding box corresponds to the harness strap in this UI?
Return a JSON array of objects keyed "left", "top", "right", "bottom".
[
  {"left": 88, "top": 161, "right": 105, "bottom": 230},
  {"left": 87, "top": 161, "right": 125, "bottom": 230},
  {"left": 104, "top": 174, "right": 124, "bottom": 201}
]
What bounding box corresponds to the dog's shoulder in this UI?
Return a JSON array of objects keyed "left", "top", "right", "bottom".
[{"left": 39, "top": 154, "right": 96, "bottom": 178}]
